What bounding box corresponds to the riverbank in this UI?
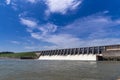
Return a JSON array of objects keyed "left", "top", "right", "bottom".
[{"left": 0, "top": 52, "right": 38, "bottom": 59}]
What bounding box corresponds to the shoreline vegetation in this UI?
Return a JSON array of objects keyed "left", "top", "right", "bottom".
[{"left": 0, "top": 52, "right": 38, "bottom": 59}]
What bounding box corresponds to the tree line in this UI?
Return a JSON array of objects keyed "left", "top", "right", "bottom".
[{"left": 0, "top": 52, "right": 14, "bottom": 54}]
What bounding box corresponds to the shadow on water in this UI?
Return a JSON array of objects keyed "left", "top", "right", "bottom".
[{"left": 0, "top": 60, "right": 120, "bottom": 80}]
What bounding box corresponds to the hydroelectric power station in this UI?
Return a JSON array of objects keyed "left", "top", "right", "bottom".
[{"left": 36, "top": 44, "right": 120, "bottom": 61}]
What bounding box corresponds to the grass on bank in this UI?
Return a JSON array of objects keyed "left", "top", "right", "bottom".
[{"left": 0, "top": 52, "right": 38, "bottom": 59}]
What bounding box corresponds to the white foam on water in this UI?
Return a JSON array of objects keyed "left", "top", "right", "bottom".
[{"left": 38, "top": 54, "right": 97, "bottom": 61}]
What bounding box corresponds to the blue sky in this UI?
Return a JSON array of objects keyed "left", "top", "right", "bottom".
[{"left": 0, "top": 0, "right": 120, "bottom": 52}]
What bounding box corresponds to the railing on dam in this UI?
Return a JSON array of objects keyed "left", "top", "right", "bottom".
[{"left": 36, "top": 46, "right": 106, "bottom": 57}]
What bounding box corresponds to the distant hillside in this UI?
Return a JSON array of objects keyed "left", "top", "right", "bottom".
[{"left": 0, "top": 52, "right": 38, "bottom": 59}]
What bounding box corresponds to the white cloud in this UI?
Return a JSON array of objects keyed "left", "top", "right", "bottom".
[
  {"left": 45, "top": 34, "right": 80, "bottom": 47},
  {"left": 45, "top": 0, "right": 82, "bottom": 14},
  {"left": 38, "top": 23, "right": 57, "bottom": 35},
  {"left": 10, "top": 2, "right": 18, "bottom": 10},
  {"left": 31, "top": 15, "right": 120, "bottom": 49},
  {"left": 103, "top": 10, "right": 109, "bottom": 14},
  {"left": 26, "top": 0, "right": 36, "bottom": 3},
  {"left": 86, "top": 38, "right": 120, "bottom": 46},
  {"left": 11, "top": 41, "right": 20, "bottom": 44},
  {"left": 20, "top": 12, "right": 120, "bottom": 50},
  {"left": 31, "top": 31, "right": 120, "bottom": 49},
  {"left": 63, "top": 14, "right": 120, "bottom": 39},
  {"left": 30, "top": 23, "right": 57, "bottom": 41},
  {"left": 20, "top": 18, "right": 37, "bottom": 28},
  {"left": 6, "top": 0, "right": 11, "bottom": 5},
  {"left": 22, "top": 21, "right": 81, "bottom": 49},
  {"left": 31, "top": 33, "right": 81, "bottom": 48},
  {"left": 25, "top": 46, "right": 37, "bottom": 50}
]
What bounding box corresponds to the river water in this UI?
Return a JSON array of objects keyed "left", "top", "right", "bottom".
[{"left": 0, "top": 60, "right": 120, "bottom": 80}]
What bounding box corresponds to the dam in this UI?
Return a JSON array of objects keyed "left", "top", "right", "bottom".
[{"left": 36, "top": 44, "right": 120, "bottom": 61}]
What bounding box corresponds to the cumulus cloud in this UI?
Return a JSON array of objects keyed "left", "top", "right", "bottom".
[{"left": 45, "top": 0, "right": 82, "bottom": 15}]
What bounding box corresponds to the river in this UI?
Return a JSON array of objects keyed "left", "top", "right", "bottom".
[{"left": 0, "top": 59, "right": 120, "bottom": 80}]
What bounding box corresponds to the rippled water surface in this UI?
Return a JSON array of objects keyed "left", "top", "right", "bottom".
[{"left": 0, "top": 59, "right": 120, "bottom": 80}]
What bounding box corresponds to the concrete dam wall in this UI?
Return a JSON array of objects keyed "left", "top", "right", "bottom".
[
  {"left": 36, "top": 46, "right": 105, "bottom": 61},
  {"left": 36, "top": 44, "right": 120, "bottom": 61}
]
